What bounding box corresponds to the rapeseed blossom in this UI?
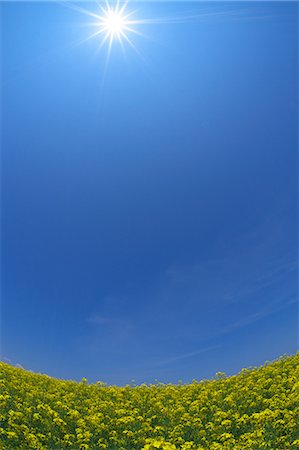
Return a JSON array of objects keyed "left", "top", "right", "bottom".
[{"left": 0, "top": 354, "right": 298, "bottom": 449}]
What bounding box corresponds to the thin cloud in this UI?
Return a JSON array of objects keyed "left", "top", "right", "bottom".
[
  {"left": 214, "top": 297, "right": 297, "bottom": 339},
  {"left": 155, "top": 344, "right": 221, "bottom": 367},
  {"left": 88, "top": 314, "right": 124, "bottom": 326}
]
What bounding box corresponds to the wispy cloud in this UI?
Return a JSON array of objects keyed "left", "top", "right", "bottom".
[
  {"left": 212, "top": 296, "right": 297, "bottom": 340},
  {"left": 82, "top": 211, "right": 297, "bottom": 377},
  {"left": 154, "top": 344, "right": 221, "bottom": 367},
  {"left": 87, "top": 314, "right": 126, "bottom": 326},
  {"left": 133, "top": 211, "right": 298, "bottom": 348}
]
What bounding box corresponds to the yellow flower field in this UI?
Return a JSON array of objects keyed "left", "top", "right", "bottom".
[{"left": 1, "top": 353, "right": 298, "bottom": 449}]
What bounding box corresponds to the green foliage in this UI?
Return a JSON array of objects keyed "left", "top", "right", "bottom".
[{"left": 0, "top": 354, "right": 298, "bottom": 449}]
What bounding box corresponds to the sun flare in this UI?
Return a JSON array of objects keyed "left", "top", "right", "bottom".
[
  {"left": 101, "top": 8, "right": 128, "bottom": 39},
  {"left": 91, "top": 1, "right": 141, "bottom": 51}
]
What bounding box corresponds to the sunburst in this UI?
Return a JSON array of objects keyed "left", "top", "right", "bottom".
[
  {"left": 96, "top": 2, "right": 138, "bottom": 47},
  {"left": 63, "top": 1, "right": 243, "bottom": 66},
  {"left": 66, "top": 0, "right": 144, "bottom": 56}
]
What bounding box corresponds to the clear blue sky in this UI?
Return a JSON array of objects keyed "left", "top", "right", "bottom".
[{"left": 1, "top": 1, "right": 298, "bottom": 384}]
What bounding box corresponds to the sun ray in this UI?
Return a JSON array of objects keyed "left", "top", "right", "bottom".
[{"left": 59, "top": 0, "right": 255, "bottom": 72}]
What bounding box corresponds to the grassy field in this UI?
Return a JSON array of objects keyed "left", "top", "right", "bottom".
[{"left": 0, "top": 353, "right": 298, "bottom": 449}]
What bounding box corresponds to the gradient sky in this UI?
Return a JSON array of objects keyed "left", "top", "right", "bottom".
[{"left": 1, "top": 1, "right": 298, "bottom": 384}]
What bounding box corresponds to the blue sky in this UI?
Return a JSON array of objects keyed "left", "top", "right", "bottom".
[{"left": 1, "top": 1, "right": 298, "bottom": 384}]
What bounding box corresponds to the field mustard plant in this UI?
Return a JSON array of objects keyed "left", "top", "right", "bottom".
[{"left": 0, "top": 354, "right": 298, "bottom": 449}]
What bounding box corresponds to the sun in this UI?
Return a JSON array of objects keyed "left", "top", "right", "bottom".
[
  {"left": 63, "top": 0, "right": 147, "bottom": 76},
  {"left": 101, "top": 7, "right": 128, "bottom": 40},
  {"left": 94, "top": 2, "right": 140, "bottom": 50}
]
